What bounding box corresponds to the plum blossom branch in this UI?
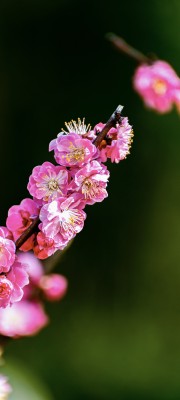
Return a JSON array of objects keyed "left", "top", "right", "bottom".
[
  {"left": 15, "top": 105, "right": 124, "bottom": 251},
  {"left": 0, "top": 104, "right": 133, "bottom": 340},
  {"left": 93, "top": 105, "right": 123, "bottom": 147},
  {"left": 106, "top": 32, "right": 150, "bottom": 64}
]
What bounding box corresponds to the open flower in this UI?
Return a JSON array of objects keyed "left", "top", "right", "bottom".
[
  {"left": 0, "top": 300, "right": 48, "bottom": 337},
  {"left": 49, "top": 132, "right": 97, "bottom": 167},
  {"left": 33, "top": 231, "right": 61, "bottom": 259},
  {"left": 27, "top": 161, "right": 69, "bottom": 202},
  {"left": 17, "top": 251, "right": 43, "bottom": 284},
  {"left": 0, "top": 259, "right": 29, "bottom": 308},
  {"left": 39, "top": 194, "right": 86, "bottom": 248},
  {"left": 69, "top": 160, "right": 109, "bottom": 205},
  {"left": 6, "top": 198, "right": 40, "bottom": 251},
  {"left": 0, "top": 227, "right": 16, "bottom": 273},
  {"left": 96, "top": 117, "right": 133, "bottom": 163},
  {"left": 133, "top": 60, "right": 180, "bottom": 113}
]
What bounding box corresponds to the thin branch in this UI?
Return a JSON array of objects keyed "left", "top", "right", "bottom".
[
  {"left": 93, "top": 105, "right": 123, "bottom": 147},
  {"left": 15, "top": 216, "right": 39, "bottom": 250},
  {"left": 106, "top": 32, "right": 150, "bottom": 64},
  {"left": 15, "top": 105, "right": 123, "bottom": 250}
]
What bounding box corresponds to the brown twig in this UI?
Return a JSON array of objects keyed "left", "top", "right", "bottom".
[
  {"left": 106, "top": 32, "right": 151, "bottom": 64},
  {"left": 93, "top": 105, "right": 123, "bottom": 147},
  {"left": 15, "top": 105, "right": 123, "bottom": 250},
  {"left": 15, "top": 216, "right": 39, "bottom": 250}
]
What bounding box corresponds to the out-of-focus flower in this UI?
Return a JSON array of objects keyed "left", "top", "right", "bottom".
[
  {"left": 0, "top": 259, "right": 29, "bottom": 308},
  {"left": 0, "top": 374, "right": 12, "bottom": 399},
  {"left": 133, "top": 60, "right": 180, "bottom": 113},
  {"left": 0, "top": 300, "right": 48, "bottom": 337},
  {"left": 6, "top": 198, "right": 40, "bottom": 251},
  {"left": 27, "top": 161, "right": 69, "bottom": 202},
  {"left": 17, "top": 251, "right": 43, "bottom": 284},
  {"left": 39, "top": 274, "right": 68, "bottom": 301}
]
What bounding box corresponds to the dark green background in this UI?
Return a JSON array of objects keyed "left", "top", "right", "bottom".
[{"left": 0, "top": 0, "right": 180, "bottom": 399}]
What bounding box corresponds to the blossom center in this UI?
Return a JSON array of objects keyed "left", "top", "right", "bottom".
[
  {"left": 0, "top": 281, "right": 12, "bottom": 299},
  {"left": 60, "top": 209, "right": 84, "bottom": 231},
  {"left": 47, "top": 179, "right": 59, "bottom": 191},
  {"left": 63, "top": 118, "right": 91, "bottom": 135},
  {"left": 66, "top": 143, "right": 85, "bottom": 163},
  {"left": 152, "top": 78, "right": 167, "bottom": 95},
  {"left": 82, "top": 178, "right": 98, "bottom": 199},
  {"left": 20, "top": 211, "right": 31, "bottom": 229}
]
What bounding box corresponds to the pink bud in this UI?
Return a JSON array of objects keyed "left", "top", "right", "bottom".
[{"left": 39, "top": 274, "right": 68, "bottom": 301}]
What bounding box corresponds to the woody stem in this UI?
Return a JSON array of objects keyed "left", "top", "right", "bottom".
[{"left": 106, "top": 32, "right": 150, "bottom": 64}]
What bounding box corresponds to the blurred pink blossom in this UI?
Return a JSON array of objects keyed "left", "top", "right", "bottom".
[
  {"left": 39, "top": 274, "right": 68, "bottom": 301},
  {"left": 0, "top": 259, "right": 29, "bottom": 308},
  {"left": 0, "top": 374, "right": 12, "bottom": 399},
  {"left": 0, "top": 300, "right": 48, "bottom": 337},
  {"left": 133, "top": 60, "right": 180, "bottom": 113}
]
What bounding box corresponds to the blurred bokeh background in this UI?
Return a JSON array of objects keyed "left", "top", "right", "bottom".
[{"left": 0, "top": 0, "right": 180, "bottom": 399}]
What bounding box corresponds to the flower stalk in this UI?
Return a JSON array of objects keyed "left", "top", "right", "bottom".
[{"left": 106, "top": 32, "right": 150, "bottom": 64}]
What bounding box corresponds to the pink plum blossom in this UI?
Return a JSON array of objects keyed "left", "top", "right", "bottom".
[
  {"left": 17, "top": 251, "right": 43, "bottom": 284},
  {"left": 95, "top": 117, "right": 133, "bottom": 163},
  {"left": 0, "top": 226, "right": 13, "bottom": 241},
  {"left": 94, "top": 122, "right": 117, "bottom": 138},
  {"left": 0, "top": 259, "right": 29, "bottom": 308},
  {"left": 39, "top": 274, "right": 68, "bottom": 301},
  {"left": 49, "top": 132, "right": 97, "bottom": 167},
  {"left": 27, "top": 161, "right": 69, "bottom": 202},
  {"left": 108, "top": 117, "right": 133, "bottom": 163},
  {"left": 69, "top": 160, "right": 109, "bottom": 205},
  {"left": 133, "top": 60, "right": 180, "bottom": 113},
  {"left": 0, "top": 227, "right": 16, "bottom": 273},
  {"left": 33, "top": 231, "right": 60, "bottom": 259},
  {"left": 39, "top": 194, "right": 86, "bottom": 248},
  {"left": 0, "top": 375, "right": 12, "bottom": 399},
  {"left": 6, "top": 198, "right": 40, "bottom": 251},
  {"left": 0, "top": 300, "right": 48, "bottom": 337}
]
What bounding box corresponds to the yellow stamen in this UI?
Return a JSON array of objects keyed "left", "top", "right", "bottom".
[{"left": 152, "top": 78, "right": 167, "bottom": 95}]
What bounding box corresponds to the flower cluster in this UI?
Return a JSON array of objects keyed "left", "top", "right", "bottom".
[
  {"left": 133, "top": 60, "right": 180, "bottom": 113},
  {"left": 0, "top": 227, "right": 29, "bottom": 309},
  {"left": 0, "top": 108, "right": 133, "bottom": 320},
  {"left": 6, "top": 111, "right": 133, "bottom": 263},
  {"left": 0, "top": 252, "right": 68, "bottom": 337}
]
